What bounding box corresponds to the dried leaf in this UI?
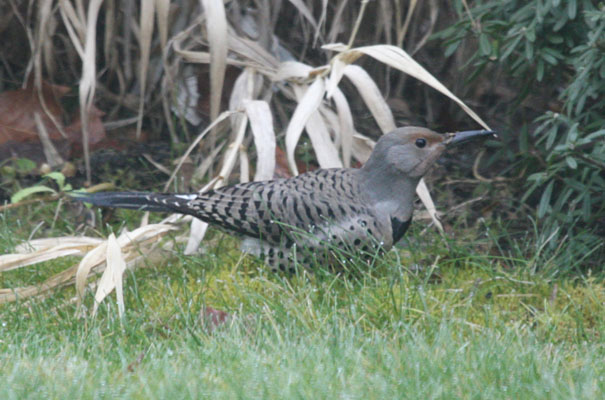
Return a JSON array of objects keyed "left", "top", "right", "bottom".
[
  {"left": 239, "top": 148, "right": 250, "bottom": 183},
  {"left": 136, "top": 0, "right": 155, "bottom": 138},
  {"left": 286, "top": 79, "right": 326, "bottom": 175},
  {"left": 0, "top": 81, "right": 70, "bottom": 145},
  {"left": 245, "top": 100, "right": 276, "bottom": 181},
  {"left": 202, "top": 0, "right": 228, "bottom": 126},
  {"left": 351, "top": 134, "right": 375, "bottom": 164},
  {"left": 75, "top": 241, "right": 108, "bottom": 306},
  {"left": 287, "top": 0, "right": 319, "bottom": 34},
  {"left": 345, "top": 45, "right": 491, "bottom": 130},
  {"left": 304, "top": 111, "right": 343, "bottom": 170},
  {"left": 331, "top": 88, "right": 354, "bottom": 168},
  {"left": 154, "top": 0, "right": 170, "bottom": 49},
  {"left": 78, "top": 0, "right": 104, "bottom": 182},
  {"left": 275, "top": 61, "right": 313, "bottom": 82},
  {"left": 416, "top": 178, "right": 444, "bottom": 232},
  {"left": 0, "top": 237, "right": 102, "bottom": 272},
  {"left": 93, "top": 233, "right": 126, "bottom": 317},
  {"left": 342, "top": 65, "right": 396, "bottom": 134}
]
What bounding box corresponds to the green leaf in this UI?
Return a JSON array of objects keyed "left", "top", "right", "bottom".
[
  {"left": 500, "top": 35, "right": 523, "bottom": 60},
  {"left": 11, "top": 186, "right": 57, "bottom": 204},
  {"left": 536, "top": 59, "right": 545, "bottom": 81},
  {"left": 444, "top": 41, "right": 461, "bottom": 57},
  {"left": 524, "top": 40, "right": 534, "bottom": 60},
  {"left": 582, "top": 194, "right": 591, "bottom": 222},
  {"left": 538, "top": 180, "right": 554, "bottom": 218},
  {"left": 567, "top": 0, "right": 577, "bottom": 19},
  {"left": 528, "top": 172, "right": 547, "bottom": 182},
  {"left": 14, "top": 158, "right": 37, "bottom": 173},
  {"left": 547, "top": 35, "right": 563, "bottom": 44},
  {"left": 44, "top": 172, "right": 66, "bottom": 189},
  {"left": 565, "top": 156, "right": 577, "bottom": 169},
  {"left": 519, "top": 126, "right": 529, "bottom": 152},
  {"left": 479, "top": 33, "right": 492, "bottom": 56},
  {"left": 541, "top": 51, "right": 558, "bottom": 65}
]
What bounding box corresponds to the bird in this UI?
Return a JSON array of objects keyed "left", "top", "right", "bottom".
[{"left": 71, "top": 127, "right": 495, "bottom": 272}]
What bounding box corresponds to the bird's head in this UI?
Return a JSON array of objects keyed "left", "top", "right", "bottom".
[{"left": 363, "top": 126, "right": 496, "bottom": 179}]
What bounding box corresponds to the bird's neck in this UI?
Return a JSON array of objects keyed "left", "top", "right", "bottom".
[{"left": 356, "top": 166, "right": 419, "bottom": 222}]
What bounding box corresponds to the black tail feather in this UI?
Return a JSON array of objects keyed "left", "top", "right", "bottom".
[{"left": 68, "top": 191, "right": 184, "bottom": 213}]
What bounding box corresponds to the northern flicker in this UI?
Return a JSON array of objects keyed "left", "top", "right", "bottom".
[{"left": 71, "top": 127, "right": 495, "bottom": 271}]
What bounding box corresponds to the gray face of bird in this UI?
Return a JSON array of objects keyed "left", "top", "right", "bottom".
[{"left": 364, "top": 127, "right": 496, "bottom": 179}]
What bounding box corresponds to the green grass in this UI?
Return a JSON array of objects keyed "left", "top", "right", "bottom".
[{"left": 1, "top": 206, "right": 604, "bottom": 399}]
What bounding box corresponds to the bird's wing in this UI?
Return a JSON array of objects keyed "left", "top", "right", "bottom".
[{"left": 70, "top": 169, "right": 381, "bottom": 248}]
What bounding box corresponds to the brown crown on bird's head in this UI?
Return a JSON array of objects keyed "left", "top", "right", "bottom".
[{"left": 362, "top": 126, "right": 497, "bottom": 178}]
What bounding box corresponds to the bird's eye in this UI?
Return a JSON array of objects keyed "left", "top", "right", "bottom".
[{"left": 415, "top": 138, "right": 427, "bottom": 148}]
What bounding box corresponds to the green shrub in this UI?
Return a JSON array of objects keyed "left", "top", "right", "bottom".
[{"left": 436, "top": 1, "right": 605, "bottom": 267}]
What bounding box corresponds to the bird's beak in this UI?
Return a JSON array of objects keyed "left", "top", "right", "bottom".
[{"left": 444, "top": 130, "right": 497, "bottom": 147}]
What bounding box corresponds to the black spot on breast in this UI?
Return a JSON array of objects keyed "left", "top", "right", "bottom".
[
  {"left": 391, "top": 216, "right": 412, "bottom": 243},
  {"left": 354, "top": 238, "right": 361, "bottom": 246}
]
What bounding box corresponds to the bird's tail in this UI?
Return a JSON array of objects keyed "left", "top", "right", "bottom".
[{"left": 69, "top": 191, "right": 198, "bottom": 214}]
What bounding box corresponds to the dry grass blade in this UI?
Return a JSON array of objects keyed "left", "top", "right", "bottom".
[
  {"left": 0, "top": 238, "right": 102, "bottom": 273},
  {"left": 304, "top": 109, "right": 343, "bottom": 169},
  {"left": 229, "top": 69, "right": 256, "bottom": 133},
  {"left": 350, "top": 45, "right": 491, "bottom": 130},
  {"left": 75, "top": 241, "right": 108, "bottom": 308},
  {"left": 287, "top": 0, "right": 319, "bottom": 35},
  {"left": 34, "top": 112, "right": 65, "bottom": 167},
  {"left": 154, "top": 0, "right": 170, "bottom": 49},
  {"left": 416, "top": 178, "right": 444, "bottom": 233},
  {"left": 58, "top": 0, "right": 85, "bottom": 56},
  {"left": 202, "top": 0, "right": 228, "bottom": 138},
  {"left": 185, "top": 219, "right": 209, "bottom": 255},
  {"left": 351, "top": 133, "right": 375, "bottom": 163},
  {"left": 103, "top": 0, "right": 116, "bottom": 70},
  {"left": 316, "top": 0, "right": 328, "bottom": 44},
  {"left": 226, "top": 30, "right": 280, "bottom": 75},
  {"left": 331, "top": 88, "right": 354, "bottom": 167},
  {"left": 325, "top": 56, "right": 347, "bottom": 98},
  {"left": 239, "top": 148, "right": 250, "bottom": 183},
  {"left": 275, "top": 61, "right": 313, "bottom": 82},
  {"left": 163, "top": 110, "right": 237, "bottom": 191},
  {"left": 1, "top": 224, "right": 178, "bottom": 305},
  {"left": 75, "top": 0, "right": 104, "bottom": 183},
  {"left": 92, "top": 233, "right": 126, "bottom": 317},
  {"left": 136, "top": 0, "right": 155, "bottom": 139},
  {"left": 34, "top": 0, "right": 68, "bottom": 140},
  {"left": 245, "top": 100, "right": 276, "bottom": 181},
  {"left": 286, "top": 79, "right": 326, "bottom": 175},
  {"left": 398, "top": 0, "right": 418, "bottom": 46},
  {"left": 342, "top": 65, "right": 396, "bottom": 134}
]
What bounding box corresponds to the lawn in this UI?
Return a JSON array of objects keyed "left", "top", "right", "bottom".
[{"left": 0, "top": 206, "right": 603, "bottom": 399}]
